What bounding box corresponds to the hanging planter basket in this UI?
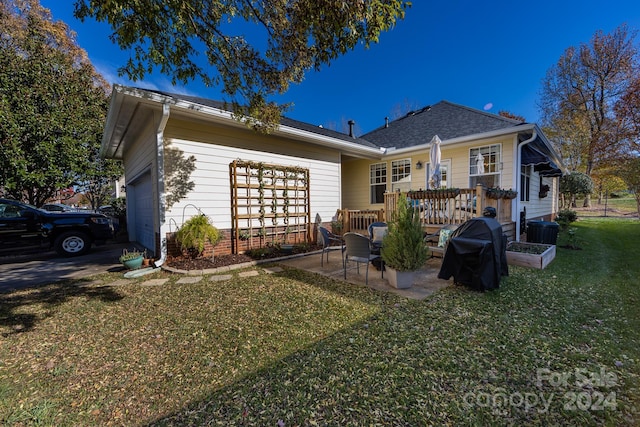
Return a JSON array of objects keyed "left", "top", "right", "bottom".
[{"left": 486, "top": 190, "right": 503, "bottom": 199}]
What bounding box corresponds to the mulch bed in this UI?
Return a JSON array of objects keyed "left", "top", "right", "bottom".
[{"left": 166, "top": 244, "right": 322, "bottom": 271}]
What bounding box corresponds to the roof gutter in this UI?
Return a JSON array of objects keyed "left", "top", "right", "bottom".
[
  {"left": 273, "top": 125, "right": 385, "bottom": 158},
  {"left": 514, "top": 128, "right": 537, "bottom": 242},
  {"left": 99, "top": 87, "right": 124, "bottom": 158},
  {"left": 108, "top": 86, "right": 384, "bottom": 159},
  {"left": 384, "top": 124, "right": 536, "bottom": 156},
  {"left": 153, "top": 103, "right": 171, "bottom": 267}
]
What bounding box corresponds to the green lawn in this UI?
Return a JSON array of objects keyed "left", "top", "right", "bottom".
[
  {"left": 576, "top": 196, "right": 639, "bottom": 217},
  {"left": 1, "top": 218, "right": 638, "bottom": 426}
]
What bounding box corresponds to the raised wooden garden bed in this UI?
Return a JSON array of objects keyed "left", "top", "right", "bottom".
[{"left": 506, "top": 242, "right": 556, "bottom": 269}]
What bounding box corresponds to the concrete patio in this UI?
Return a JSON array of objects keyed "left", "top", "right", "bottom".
[{"left": 278, "top": 250, "right": 452, "bottom": 300}]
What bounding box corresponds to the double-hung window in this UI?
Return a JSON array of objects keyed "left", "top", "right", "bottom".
[
  {"left": 391, "top": 159, "right": 411, "bottom": 192},
  {"left": 370, "top": 162, "right": 387, "bottom": 204},
  {"left": 469, "top": 144, "right": 501, "bottom": 187}
]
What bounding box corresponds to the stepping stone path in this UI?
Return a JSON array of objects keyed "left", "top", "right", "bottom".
[
  {"left": 96, "top": 267, "right": 280, "bottom": 288},
  {"left": 238, "top": 270, "right": 260, "bottom": 278},
  {"left": 139, "top": 278, "right": 169, "bottom": 286},
  {"left": 209, "top": 274, "right": 233, "bottom": 282},
  {"left": 110, "top": 279, "right": 134, "bottom": 286},
  {"left": 176, "top": 276, "right": 203, "bottom": 284}
]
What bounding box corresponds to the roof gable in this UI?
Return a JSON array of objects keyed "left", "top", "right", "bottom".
[{"left": 362, "top": 101, "right": 526, "bottom": 149}]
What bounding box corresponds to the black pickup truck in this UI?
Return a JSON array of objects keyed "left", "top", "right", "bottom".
[{"left": 0, "top": 198, "right": 114, "bottom": 257}]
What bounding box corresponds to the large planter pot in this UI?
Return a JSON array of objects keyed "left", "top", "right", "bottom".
[
  {"left": 506, "top": 242, "right": 556, "bottom": 269},
  {"left": 385, "top": 266, "right": 415, "bottom": 289},
  {"left": 121, "top": 256, "right": 144, "bottom": 270}
]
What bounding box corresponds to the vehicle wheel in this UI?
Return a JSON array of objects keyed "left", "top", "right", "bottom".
[{"left": 54, "top": 231, "right": 91, "bottom": 256}]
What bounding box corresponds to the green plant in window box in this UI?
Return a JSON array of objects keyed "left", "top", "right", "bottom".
[
  {"left": 504, "top": 189, "right": 518, "bottom": 199},
  {"left": 486, "top": 187, "right": 504, "bottom": 199}
]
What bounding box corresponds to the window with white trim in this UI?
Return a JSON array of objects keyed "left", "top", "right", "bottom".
[
  {"left": 370, "top": 162, "right": 387, "bottom": 204},
  {"left": 390, "top": 159, "right": 411, "bottom": 192},
  {"left": 469, "top": 144, "right": 501, "bottom": 187},
  {"left": 391, "top": 159, "right": 411, "bottom": 183}
]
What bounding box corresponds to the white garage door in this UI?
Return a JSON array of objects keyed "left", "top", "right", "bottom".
[{"left": 131, "top": 173, "right": 155, "bottom": 252}]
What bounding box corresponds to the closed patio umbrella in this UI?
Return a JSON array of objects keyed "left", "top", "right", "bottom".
[{"left": 429, "top": 135, "right": 442, "bottom": 188}]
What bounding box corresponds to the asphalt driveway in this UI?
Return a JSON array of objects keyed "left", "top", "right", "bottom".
[{"left": 0, "top": 242, "right": 134, "bottom": 292}]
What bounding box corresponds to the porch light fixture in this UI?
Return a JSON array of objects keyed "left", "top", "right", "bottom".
[{"left": 415, "top": 161, "right": 423, "bottom": 170}]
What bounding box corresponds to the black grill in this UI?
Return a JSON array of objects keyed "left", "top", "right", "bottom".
[{"left": 437, "top": 217, "right": 508, "bottom": 291}]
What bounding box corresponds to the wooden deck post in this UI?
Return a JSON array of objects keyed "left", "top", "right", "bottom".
[{"left": 475, "top": 184, "right": 485, "bottom": 218}]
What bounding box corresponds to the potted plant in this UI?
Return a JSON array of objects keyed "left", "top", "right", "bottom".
[
  {"left": 486, "top": 187, "right": 504, "bottom": 199},
  {"left": 331, "top": 219, "right": 343, "bottom": 236},
  {"left": 445, "top": 187, "right": 460, "bottom": 198},
  {"left": 381, "top": 194, "right": 429, "bottom": 289},
  {"left": 176, "top": 214, "right": 222, "bottom": 261},
  {"left": 504, "top": 189, "right": 518, "bottom": 199},
  {"left": 539, "top": 184, "right": 550, "bottom": 198},
  {"left": 119, "top": 248, "right": 145, "bottom": 270}
]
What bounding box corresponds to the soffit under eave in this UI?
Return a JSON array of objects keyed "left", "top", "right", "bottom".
[{"left": 104, "top": 98, "right": 159, "bottom": 160}]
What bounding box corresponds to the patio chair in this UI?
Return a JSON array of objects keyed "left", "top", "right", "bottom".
[
  {"left": 343, "top": 232, "right": 383, "bottom": 285},
  {"left": 318, "top": 226, "right": 344, "bottom": 267},
  {"left": 424, "top": 224, "right": 459, "bottom": 259}
]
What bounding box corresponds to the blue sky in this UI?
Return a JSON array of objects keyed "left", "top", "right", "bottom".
[{"left": 41, "top": 1, "right": 640, "bottom": 136}]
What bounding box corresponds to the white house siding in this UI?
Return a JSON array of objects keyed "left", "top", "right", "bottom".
[
  {"left": 162, "top": 120, "right": 342, "bottom": 230},
  {"left": 523, "top": 173, "right": 559, "bottom": 221},
  {"left": 122, "top": 117, "right": 159, "bottom": 247}
]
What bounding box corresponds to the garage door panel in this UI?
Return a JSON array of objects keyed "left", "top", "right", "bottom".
[{"left": 132, "top": 174, "right": 155, "bottom": 252}]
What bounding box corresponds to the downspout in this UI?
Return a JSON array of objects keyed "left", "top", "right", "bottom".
[
  {"left": 153, "top": 103, "right": 171, "bottom": 267},
  {"left": 514, "top": 129, "right": 537, "bottom": 242}
]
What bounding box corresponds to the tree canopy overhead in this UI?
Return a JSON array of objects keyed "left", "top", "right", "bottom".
[
  {"left": 0, "top": 0, "right": 121, "bottom": 207},
  {"left": 73, "top": 0, "right": 411, "bottom": 130}
]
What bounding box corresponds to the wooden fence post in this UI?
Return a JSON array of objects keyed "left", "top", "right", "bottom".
[{"left": 475, "top": 184, "right": 485, "bottom": 217}]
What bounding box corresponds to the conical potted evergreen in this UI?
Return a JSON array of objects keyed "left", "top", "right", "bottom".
[{"left": 381, "top": 194, "right": 429, "bottom": 289}]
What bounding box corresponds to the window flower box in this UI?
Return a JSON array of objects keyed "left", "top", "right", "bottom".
[{"left": 506, "top": 242, "right": 556, "bottom": 269}]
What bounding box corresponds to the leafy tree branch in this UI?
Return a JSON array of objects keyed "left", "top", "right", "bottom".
[{"left": 73, "top": 0, "right": 411, "bottom": 131}]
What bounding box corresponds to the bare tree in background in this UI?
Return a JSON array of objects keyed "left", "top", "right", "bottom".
[
  {"left": 539, "top": 24, "right": 638, "bottom": 206},
  {"left": 389, "top": 98, "right": 422, "bottom": 120}
]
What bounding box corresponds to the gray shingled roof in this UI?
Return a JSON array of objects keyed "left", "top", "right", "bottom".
[
  {"left": 144, "top": 91, "right": 527, "bottom": 152},
  {"left": 149, "top": 89, "right": 380, "bottom": 150},
  {"left": 362, "top": 100, "right": 526, "bottom": 149}
]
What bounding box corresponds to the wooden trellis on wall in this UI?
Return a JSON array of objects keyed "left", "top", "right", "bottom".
[{"left": 230, "top": 160, "right": 311, "bottom": 254}]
